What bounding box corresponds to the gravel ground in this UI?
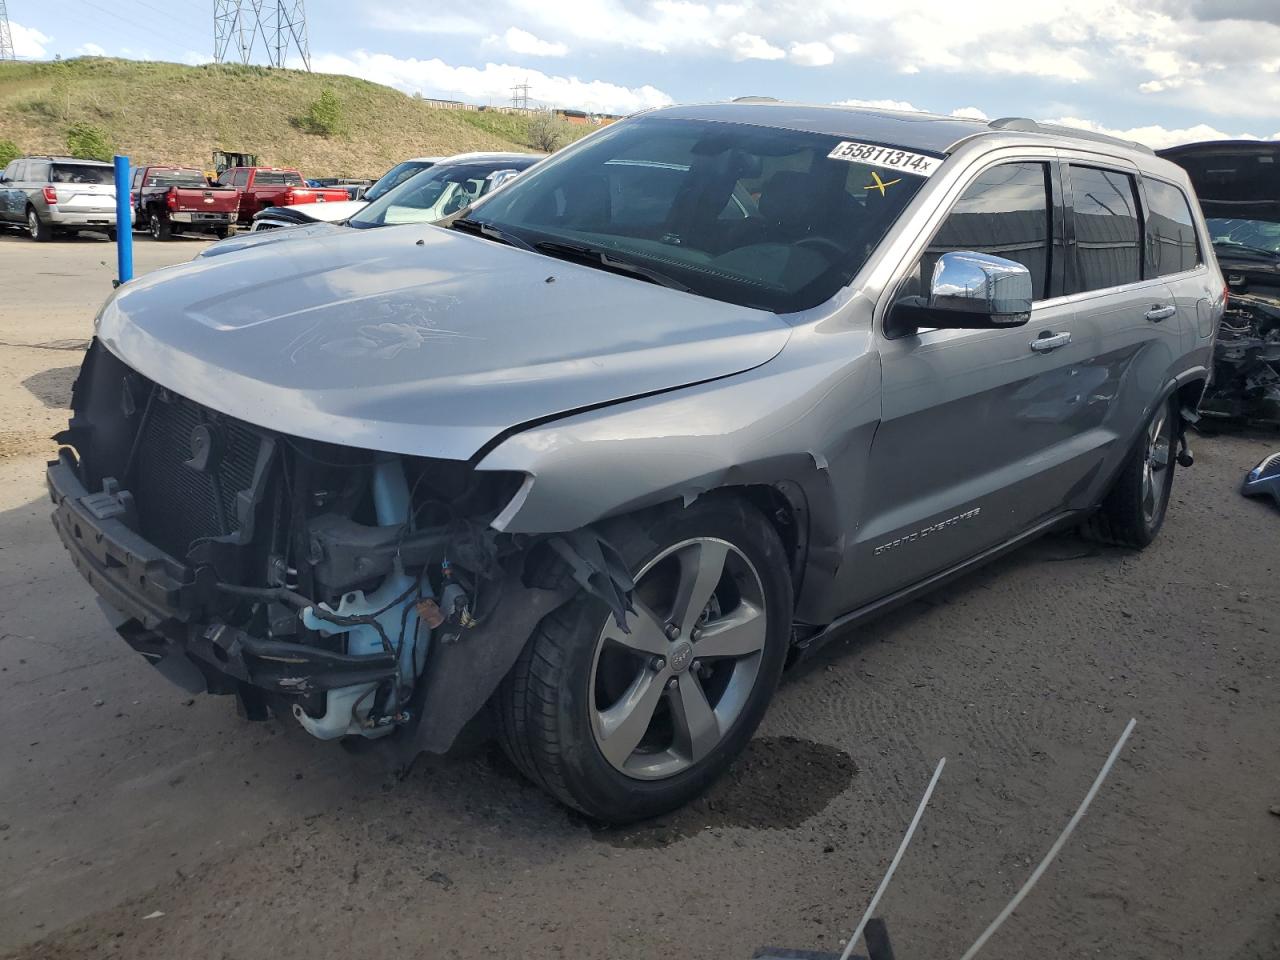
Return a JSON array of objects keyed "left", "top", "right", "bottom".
[{"left": 0, "top": 231, "right": 1277, "bottom": 960}]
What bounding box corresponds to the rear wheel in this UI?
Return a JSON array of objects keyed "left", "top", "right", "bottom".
[
  {"left": 105, "top": 228, "right": 117, "bottom": 243},
  {"left": 212, "top": 226, "right": 231, "bottom": 239},
  {"left": 1083, "top": 394, "right": 1178, "bottom": 547},
  {"left": 148, "top": 212, "right": 172, "bottom": 241},
  {"left": 27, "top": 207, "right": 52, "bottom": 242},
  {"left": 496, "top": 497, "right": 792, "bottom": 823}
]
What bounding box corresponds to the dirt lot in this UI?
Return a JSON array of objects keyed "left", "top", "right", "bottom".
[{"left": 0, "top": 230, "right": 1277, "bottom": 960}]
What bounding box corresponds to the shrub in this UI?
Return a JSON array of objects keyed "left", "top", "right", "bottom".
[
  {"left": 65, "top": 122, "right": 114, "bottom": 161},
  {"left": 527, "top": 111, "right": 572, "bottom": 152},
  {"left": 0, "top": 139, "right": 20, "bottom": 168},
  {"left": 301, "top": 89, "right": 345, "bottom": 137}
]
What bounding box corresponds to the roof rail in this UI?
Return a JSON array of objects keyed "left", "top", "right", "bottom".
[
  {"left": 732, "top": 96, "right": 780, "bottom": 103},
  {"left": 987, "top": 116, "right": 1154, "bottom": 155}
]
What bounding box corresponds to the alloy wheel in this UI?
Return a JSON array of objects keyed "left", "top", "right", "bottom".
[
  {"left": 27, "top": 209, "right": 39, "bottom": 239},
  {"left": 589, "top": 537, "right": 768, "bottom": 781},
  {"left": 1142, "top": 407, "right": 1172, "bottom": 524}
]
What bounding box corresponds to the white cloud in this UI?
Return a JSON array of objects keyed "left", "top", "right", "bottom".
[
  {"left": 836, "top": 97, "right": 923, "bottom": 112},
  {"left": 789, "top": 41, "right": 834, "bottom": 66},
  {"left": 829, "top": 33, "right": 863, "bottom": 54},
  {"left": 1045, "top": 116, "right": 1280, "bottom": 150},
  {"left": 305, "top": 50, "right": 672, "bottom": 114},
  {"left": 950, "top": 106, "right": 989, "bottom": 120},
  {"left": 727, "top": 32, "right": 784, "bottom": 61},
  {"left": 76, "top": 42, "right": 106, "bottom": 57},
  {"left": 10, "top": 22, "right": 51, "bottom": 58},
  {"left": 498, "top": 26, "right": 569, "bottom": 57},
  {"left": 182, "top": 50, "right": 214, "bottom": 65}
]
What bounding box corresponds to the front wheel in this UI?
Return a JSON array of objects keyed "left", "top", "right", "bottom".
[
  {"left": 495, "top": 497, "right": 793, "bottom": 823},
  {"left": 1083, "top": 394, "right": 1179, "bottom": 547}
]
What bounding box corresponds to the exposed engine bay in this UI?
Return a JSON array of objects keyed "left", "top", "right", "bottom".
[
  {"left": 47, "top": 341, "right": 630, "bottom": 755},
  {"left": 1203, "top": 288, "right": 1280, "bottom": 425}
]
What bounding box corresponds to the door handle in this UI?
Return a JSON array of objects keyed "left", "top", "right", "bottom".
[
  {"left": 1146, "top": 304, "right": 1176, "bottom": 322},
  {"left": 1030, "top": 331, "right": 1072, "bottom": 352}
]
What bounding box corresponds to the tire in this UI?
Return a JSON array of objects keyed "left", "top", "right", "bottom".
[
  {"left": 495, "top": 496, "right": 793, "bottom": 823},
  {"left": 148, "top": 212, "right": 172, "bottom": 241},
  {"left": 212, "top": 226, "right": 231, "bottom": 240},
  {"left": 1083, "top": 394, "right": 1179, "bottom": 548},
  {"left": 105, "top": 228, "right": 117, "bottom": 243},
  {"left": 27, "top": 207, "right": 52, "bottom": 242}
]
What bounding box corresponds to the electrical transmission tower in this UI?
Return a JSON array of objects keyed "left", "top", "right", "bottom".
[
  {"left": 214, "top": 0, "right": 311, "bottom": 71},
  {"left": 510, "top": 81, "right": 531, "bottom": 111},
  {"left": 0, "top": 0, "right": 17, "bottom": 61}
]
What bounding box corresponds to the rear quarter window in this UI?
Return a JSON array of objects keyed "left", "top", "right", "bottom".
[{"left": 1144, "top": 178, "right": 1201, "bottom": 276}]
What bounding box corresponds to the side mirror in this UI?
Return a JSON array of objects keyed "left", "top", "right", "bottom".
[
  {"left": 486, "top": 169, "right": 520, "bottom": 192},
  {"left": 891, "top": 251, "right": 1033, "bottom": 335}
]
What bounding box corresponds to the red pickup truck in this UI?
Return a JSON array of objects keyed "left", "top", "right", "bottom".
[
  {"left": 214, "top": 166, "right": 348, "bottom": 225},
  {"left": 130, "top": 165, "right": 240, "bottom": 241}
]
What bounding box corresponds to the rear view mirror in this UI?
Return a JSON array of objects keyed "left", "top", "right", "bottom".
[
  {"left": 487, "top": 169, "right": 521, "bottom": 192},
  {"left": 890, "top": 251, "right": 1033, "bottom": 335}
]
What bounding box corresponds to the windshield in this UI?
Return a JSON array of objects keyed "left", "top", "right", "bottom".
[
  {"left": 50, "top": 163, "right": 112, "bottom": 185},
  {"left": 464, "top": 117, "right": 933, "bottom": 313},
  {"left": 350, "top": 163, "right": 518, "bottom": 228},
  {"left": 364, "top": 160, "right": 436, "bottom": 201},
  {"left": 1207, "top": 217, "right": 1280, "bottom": 257},
  {"left": 1173, "top": 149, "right": 1280, "bottom": 257},
  {"left": 145, "top": 169, "right": 208, "bottom": 188}
]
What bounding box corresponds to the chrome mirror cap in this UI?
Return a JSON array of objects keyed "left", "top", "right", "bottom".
[{"left": 930, "top": 251, "right": 1034, "bottom": 325}]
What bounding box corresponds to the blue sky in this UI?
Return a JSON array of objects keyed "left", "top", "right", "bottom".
[{"left": 9, "top": 0, "right": 1280, "bottom": 147}]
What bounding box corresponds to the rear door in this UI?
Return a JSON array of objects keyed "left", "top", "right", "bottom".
[
  {"left": 1140, "top": 175, "right": 1214, "bottom": 356},
  {"left": 851, "top": 155, "right": 1086, "bottom": 606},
  {"left": 1056, "top": 157, "right": 1181, "bottom": 499}
]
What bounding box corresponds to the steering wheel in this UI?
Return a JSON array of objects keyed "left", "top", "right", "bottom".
[{"left": 794, "top": 236, "right": 845, "bottom": 260}]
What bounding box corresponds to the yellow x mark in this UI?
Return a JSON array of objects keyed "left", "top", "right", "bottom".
[{"left": 864, "top": 171, "right": 902, "bottom": 196}]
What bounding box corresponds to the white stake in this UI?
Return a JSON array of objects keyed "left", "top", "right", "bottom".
[
  {"left": 838, "top": 756, "right": 947, "bottom": 960},
  {"left": 957, "top": 717, "right": 1137, "bottom": 960}
]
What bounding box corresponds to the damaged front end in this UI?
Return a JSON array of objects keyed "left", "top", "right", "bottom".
[
  {"left": 1202, "top": 290, "right": 1280, "bottom": 425},
  {"left": 48, "top": 341, "right": 624, "bottom": 756}
]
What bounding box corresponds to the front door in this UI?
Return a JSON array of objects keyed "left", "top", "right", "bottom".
[{"left": 843, "top": 158, "right": 1101, "bottom": 608}]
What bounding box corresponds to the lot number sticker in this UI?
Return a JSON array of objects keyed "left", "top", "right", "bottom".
[{"left": 828, "top": 141, "right": 942, "bottom": 177}]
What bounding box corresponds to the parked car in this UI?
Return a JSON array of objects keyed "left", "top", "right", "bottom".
[
  {"left": 244, "top": 156, "right": 444, "bottom": 231},
  {"left": 247, "top": 153, "right": 527, "bottom": 232},
  {"left": 1158, "top": 140, "right": 1280, "bottom": 424},
  {"left": 129, "top": 165, "right": 239, "bottom": 240},
  {"left": 213, "top": 166, "right": 348, "bottom": 225},
  {"left": 0, "top": 156, "right": 122, "bottom": 241},
  {"left": 48, "top": 103, "right": 1220, "bottom": 823}
]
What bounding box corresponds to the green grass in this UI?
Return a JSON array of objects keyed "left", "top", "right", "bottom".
[{"left": 0, "top": 57, "right": 590, "bottom": 177}]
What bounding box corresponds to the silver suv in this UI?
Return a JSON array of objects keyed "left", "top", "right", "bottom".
[
  {"left": 0, "top": 156, "right": 121, "bottom": 241},
  {"left": 47, "top": 103, "right": 1220, "bottom": 822}
]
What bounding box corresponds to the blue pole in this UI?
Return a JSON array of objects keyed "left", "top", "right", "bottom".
[{"left": 113, "top": 155, "right": 133, "bottom": 285}]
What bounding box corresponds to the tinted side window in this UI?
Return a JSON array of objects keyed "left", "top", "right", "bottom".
[
  {"left": 925, "top": 162, "right": 1053, "bottom": 301},
  {"left": 1068, "top": 166, "right": 1141, "bottom": 292},
  {"left": 26, "top": 160, "right": 50, "bottom": 181},
  {"left": 1145, "top": 179, "right": 1201, "bottom": 276},
  {"left": 2, "top": 161, "right": 17, "bottom": 180}
]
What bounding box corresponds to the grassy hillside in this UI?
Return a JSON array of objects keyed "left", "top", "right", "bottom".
[{"left": 0, "top": 57, "right": 581, "bottom": 177}]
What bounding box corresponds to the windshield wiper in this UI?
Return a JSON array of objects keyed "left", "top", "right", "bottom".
[
  {"left": 533, "top": 240, "right": 691, "bottom": 293},
  {"left": 1213, "top": 239, "right": 1280, "bottom": 260},
  {"left": 449, "top": 217, "right": 536, "bottom": 252}
]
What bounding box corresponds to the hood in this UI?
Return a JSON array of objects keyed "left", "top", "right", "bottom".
[
  {"left": 199, "top": 220, "right": 344, "bottom": 259},
  {"left": 97, "top": 224, "right": 791, "bottom": 461},
  {"left": 286, "top": 198, "right": 368, "bottom": 222}
]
